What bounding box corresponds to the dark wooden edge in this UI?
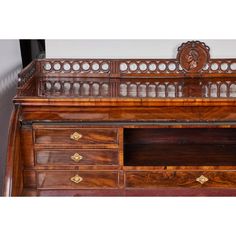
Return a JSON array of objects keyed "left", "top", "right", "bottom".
[
  {"left": 12, "top": 97, "right": 236, "bottom": 107},
  {"left": 3, "top": 105, "right": 22, "bottom": 196}
]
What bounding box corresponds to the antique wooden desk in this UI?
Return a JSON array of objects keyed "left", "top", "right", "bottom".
[{"left": 4, "top": 41, "right": 236, "bottom": 196}]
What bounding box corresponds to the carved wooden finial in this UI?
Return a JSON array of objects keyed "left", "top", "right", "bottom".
[{"left": 177, "top": 41, "right": 210, "bottom": 73}]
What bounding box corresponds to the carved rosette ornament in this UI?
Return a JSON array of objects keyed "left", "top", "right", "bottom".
[{"left": 177, "top": 41, "right": 210, "bottom": 73}]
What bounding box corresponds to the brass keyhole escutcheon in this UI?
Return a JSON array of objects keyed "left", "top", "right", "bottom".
[
  {"left": 70, "top": 132, "right": 82, "bottom": 141},
  {"left": 196, "top": 175, "right": 209, "bottom": 184},
  {"left": 70, "top": 174, "right": 83, "bottom": 184},
  {"left": 71, "top": 153, "right": 83, "bottom": 162}
]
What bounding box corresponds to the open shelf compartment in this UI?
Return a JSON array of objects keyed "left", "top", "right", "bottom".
[{"left": 124, "top": 128, "right": 236, "bottom": 166}]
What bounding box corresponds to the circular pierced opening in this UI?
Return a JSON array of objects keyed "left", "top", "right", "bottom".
[
  {"left": 230, "top": 62, "right": 236, "bottom": 70},
  {"left": 139, "top": 63, "right": 147, "bottom": 71},
  {"left": 101, "top": 63, "right": 109, "bottom": 71},
  {"left": 63, "top": 63, "right": 71, "bottom": 71},
  {"left": 129, "top": 63, "right": 138, "bottom": 71},
  {"left": 92, "top": 63, "right": 100, "bottom": 71},
  {"left": 53, "top": 63, "right": 61, "bottom": 71},
  {"left": 82, "top": 62, "right": 90, "bottom": 70},
  {"left": 120, "top": 63, "right": 128, "bottom": 71},
  {"left": 44, "top": 62, "right": 52, "bottom": 71},
  {"left": 168, "top": 63, "right": 176, "bottom": 71},
  {"left": 149, "top": 63, "right": 157, "bottom": 71},
  {"left": 211, "top": 63, "right": 219, "bottom": 71},
  {"left": 220, "top": 63, "right": 228, "bottom": 71},
  {"left": 72, "top": 63, "right": 80, "bottom": 71},
  {"left": 158, "top": 63, "right": 166, "bottom": 71}
]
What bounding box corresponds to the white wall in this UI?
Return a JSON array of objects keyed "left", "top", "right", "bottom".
[
  {"left": 0, "top": 40, "right": 22, "bottom": 76},
  {"left": 0, "top": 40, "right": 22, "bottom": 194},
  {"left": 46, "top": 40, "right": 236, "bottom": 58}
]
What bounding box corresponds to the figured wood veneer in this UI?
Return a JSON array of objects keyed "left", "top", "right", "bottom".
[
  {"left": 35, "top": 149, "right": 119, "bottom": 166},
  {"left": 34, "top": 127, "right": 118, "bottom": 145},
  {"left": 125, "top": 171, "right": 236, "bottom": 189},
  {"left": 37, "top": 171, "right": 119, "bottom": 189}
]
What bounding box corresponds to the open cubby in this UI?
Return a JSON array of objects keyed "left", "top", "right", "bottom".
[{"left": 124, "top": 128, "right": 236, "bottom": 166}]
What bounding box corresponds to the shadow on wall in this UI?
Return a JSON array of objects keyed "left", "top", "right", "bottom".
[{"left": 0, "top": 66, "right": 21, "bottom": 195}]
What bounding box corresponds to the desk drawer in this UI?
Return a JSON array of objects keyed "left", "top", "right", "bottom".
[
  {"left": 37, "top": 171, "right": 119, "bottom": 189},
  {"left": 34, "top": 127, "right": 118, "bottom": 145},
  {"left": 35, "top": 149, "right": 119, "bottom": 166},
  {"left": 125, "top": 171, "right": 236, "bottom": 188}
]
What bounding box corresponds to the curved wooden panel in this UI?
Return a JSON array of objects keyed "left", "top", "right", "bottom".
[{"left": 3, "top": 106, "right": 23, "bottom": 196}]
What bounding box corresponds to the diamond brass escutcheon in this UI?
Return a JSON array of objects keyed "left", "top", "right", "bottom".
[
  {"left": 71, "top": 153, "right": 83, "bottom": 162},
  {"left": 70, "top": 174, "right": 83, "bottom": 184},
  {"left": 70, "top": 132, "right": 82, "bottom": 141},
  {"left": 196, "top": 175, "right": 209, "bottom": 184}
]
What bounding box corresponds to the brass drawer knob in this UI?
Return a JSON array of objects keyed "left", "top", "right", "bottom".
[
  {"left": 70, "top": 174, "right": 83, "bottom": 184},
  {"left": 71, "top": 153, "right": 83, "bottom": 162},
  {"left": 70, "top": 132, "right": 82, "bottom": 141},
  {"left": 196, "top": 175, "right": 209, "bottom": 184}
]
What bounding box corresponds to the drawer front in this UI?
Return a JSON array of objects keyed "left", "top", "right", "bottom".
[
  {"left": 125, "top": 171, "right": 236, "bottom": 188},
  {"left": 35, "top": 149, "right": 119, "bottom": 166},
  {"left": 37, "top": 171, "right": 119, "bottom": 189},
  {"left": 34, "top": 128, "right": 118, "bottom": 145}
]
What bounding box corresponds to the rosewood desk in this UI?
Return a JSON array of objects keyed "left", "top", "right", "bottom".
[{"left": 4, "top": 41, "right": 236, "bottom": 196}]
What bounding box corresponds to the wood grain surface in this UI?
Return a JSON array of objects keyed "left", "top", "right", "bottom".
[{"left": 5, "top": 41, "right": 236, "bottom": 196}]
